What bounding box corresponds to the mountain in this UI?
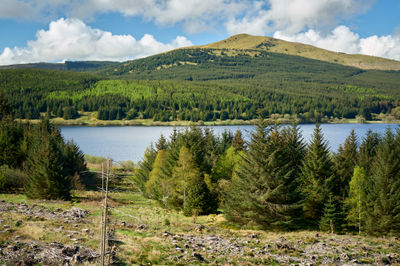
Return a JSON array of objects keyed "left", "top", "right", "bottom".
[
  {"left": 197, "top": 34, "right": 400, "bottom": 71},
  {"left": 1, "top": 34, "right": 400, "bottom": 124}
]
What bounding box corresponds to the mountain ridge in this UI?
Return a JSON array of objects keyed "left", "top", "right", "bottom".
[{"left": 193, "top": 33, "right": 400, "bottom": 71}]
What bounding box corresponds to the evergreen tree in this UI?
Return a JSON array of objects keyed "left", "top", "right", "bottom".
[
  {"left": 24, "top": 120, "right": 72, "bottom": 200},
  {"left": 359, "top": 130, "right": 380, "bottom": 177},
  {"left": 333, "top": 130, "right": 359, "bottom": 199},
  {"left": 319, "top": 194, "right": 339, "bottom": 233},
  {"left": 156, "top": 134, "right": 168, "bottom": 151},
  {"left": 223, "top": 120, "right": 303, "bottom": 229},
  {"left": 366, "top": 128, "right": 400, "bottom": 235},
  {"left": 346, "top": 166, "right": 368, "bottom": 234},
  {"left": 0, "top": 92, "right": 10, "bottom": 120},
  {"left": 184, "top": 180, "right": 217, "bottom": 216},
  {"left": 133, "top": 145, "right": 156, "bottom": 194},
  {"left": 300, "top": 124, "right": 335, "bottom": 227},
  {"left": 232, "top": 129, "right": 246, "bottom": 151}
]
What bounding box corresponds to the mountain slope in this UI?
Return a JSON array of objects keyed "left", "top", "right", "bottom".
[{"left": 197, "top": 34, "right": 400, "bottom": 71}]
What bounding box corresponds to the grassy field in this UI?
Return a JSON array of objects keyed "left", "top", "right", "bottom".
[{"left": 1, "top": 176, "right": 400, "bottom": 265}]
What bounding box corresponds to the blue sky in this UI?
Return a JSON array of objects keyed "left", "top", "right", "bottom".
[{"left": 0, "top": 0, "right": 399, "bottom": 65}]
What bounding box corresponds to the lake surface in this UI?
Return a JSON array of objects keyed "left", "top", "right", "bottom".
[{"left": 60, "top": 124, "right": 398, "bottom": 163}]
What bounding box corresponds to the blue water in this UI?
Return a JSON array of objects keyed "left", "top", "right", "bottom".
[{"left": 59, "top": 124, "right": 397, "bottom": 163}]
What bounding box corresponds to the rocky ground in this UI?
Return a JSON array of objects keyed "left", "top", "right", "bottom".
[{"left": 1, "top": 194, "right": 399, "bottom": 265}]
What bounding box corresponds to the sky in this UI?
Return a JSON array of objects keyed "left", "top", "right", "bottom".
[{"left": 0, "top": 0, "right": 399, "bottom": 65}]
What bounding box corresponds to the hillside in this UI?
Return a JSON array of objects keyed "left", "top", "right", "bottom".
[
  {"left": 1, "top": 34, "right": 400, "bottom": 124},
  {"left": 198, "top": 34, "right": 400, "bottom": 71}
]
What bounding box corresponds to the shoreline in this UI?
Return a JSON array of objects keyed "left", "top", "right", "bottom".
[{"left": 16, "top": 117, "right": 400, "bottom": 127}]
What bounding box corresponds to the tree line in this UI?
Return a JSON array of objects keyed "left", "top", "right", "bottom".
[{"left": 133, "top": 120, "right": 400, "bottom": 235}]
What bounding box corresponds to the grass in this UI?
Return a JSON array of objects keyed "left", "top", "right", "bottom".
[
  {"left": 200, "top": 33, "right": 400, "bottom": 71},
  {"left": 16, "top": 112, "right": 400, "bottom": 127},
  {"left": 1, "top": 186, "right": 400, "bottom": 265}
]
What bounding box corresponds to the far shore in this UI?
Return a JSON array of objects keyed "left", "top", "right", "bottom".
[{"left": 16, "top": 116, "right": 400, "bottom": 127}]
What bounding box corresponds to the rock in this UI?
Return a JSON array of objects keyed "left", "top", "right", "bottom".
[
  {"left": 250, "top": 233, "right": 258, "bottom": 239},
  {"left": 82, "top": 228, "right": 90, "bottom": 234},
  {"left": 121, "top": 221, "right": 126, "bottom": 227},
  {"left": 137, "top": 224, "right": 147, "bottom": 230},
  {"left": 193, "top": 253, "right": 205, "bottom": 261},
  {"left": 340, "top": 253, "right": 350, "bottom": 261},
  {"left": 3, "top": 225, "right": 10, "bottom": 228},
  {"left": 195, "top": 224, "right": 205, "bottom": 232}
]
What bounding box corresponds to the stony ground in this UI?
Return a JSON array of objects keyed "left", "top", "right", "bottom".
[{"left": 1, "top": 192, "right": 399, "bottom": 265}]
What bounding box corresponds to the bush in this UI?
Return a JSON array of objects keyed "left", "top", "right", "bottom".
[{"left": 0, "top": 165, "right": 26, "bottom": 192}]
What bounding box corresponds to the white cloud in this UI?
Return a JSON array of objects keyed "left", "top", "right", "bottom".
[
  {"left": 0, "top": 18, "right": 193, "bottom": 65},
  {"left": 273, "top": 26, "right": 400, "bottom": 61},
  {"left": 0, "top": 0, "right": 247, "bottom": 33},
  {"left": 226, "top": 0, "right": 375, "bottom": 35}
]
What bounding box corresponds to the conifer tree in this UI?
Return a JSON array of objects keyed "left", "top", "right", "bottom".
[
  {"left": 184, "top": 180, "right": 217, "bottom": 216},
  {"left": 300, "top": 124, "right": 335, "bottom": 227},
  {"left": 319, "top": 194, "right": 339, "bottom": 233},
  {"left": 366, "top": 128, "right": 400, "bottom": 234},
  {"left": 333, "top": 130, "right": 358, "bottom": 198},
  {"left": 232, "top": 129, "right": 246, "bottom": 151},
  {"left": 223, "top": 120, "right": 303, "bottom": 229},
  {"left": 358, "top": 130, "right": 380, "bottom": 177},
  {"left": 346, "top": 166, "right": 367, "bottom": 234},
  {"left": 133, "top": 145, "right": 157, "bottom": 194},
  {"left": 24, "top": 120, "right": 72, "bottom": 200},
  {"left": 171, "top": 146, "right": 201, "bottom": 209},
  {"left": 145, "top": 149, "right": 170, "bottom": 207}
]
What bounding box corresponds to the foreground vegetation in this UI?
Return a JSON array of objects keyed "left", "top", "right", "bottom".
[{"left": 1, "top": 190, "right": 399, "bottom": 265}]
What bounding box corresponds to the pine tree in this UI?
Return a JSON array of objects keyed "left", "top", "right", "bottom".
[
  {"left": 223, "top": 120, "right": 303, "bottom": 229},
  {"left": 24, "top": 120, "right": 72, "bottom": 200},
  {"left": 333, "top": 130, "right": 359, "bottom": 199},
  {"left": 300, "top": 124, "right": 334, "bottom": 227},
  {"left": 232, "top": 129, "right": 245, "bottom": 151},
  {"left": 319, "top": 194, "right": 339, "bottom": 233},
  {"left": 346, "top": 166, "right": 367, "bottom": 234},
  {"left": 133, "top": 145, "right": 157, "bottom": 195},
  {"left": 359, "top": 130, "right": 380, "bottom": 177},
  {"left": 184, "top": 180, "right": 217, "bottom": 216},
  {"left": 366, "top": 128, "right": 400, "bottom": 235}
]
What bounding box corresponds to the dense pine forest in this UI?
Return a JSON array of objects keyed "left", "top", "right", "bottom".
[{"left": 1, "top": 47, "right": 400, "bottom": 122}]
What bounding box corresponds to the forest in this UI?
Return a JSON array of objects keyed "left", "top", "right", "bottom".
[
  {"left": 1, "top": 48, "right": 400, "bottom": 122},
  {"left": 0, "top": 92, "right": 87, "bottom": 200},
  {"left": 131, "top": 120, "right": 400, "bottom": 235}
]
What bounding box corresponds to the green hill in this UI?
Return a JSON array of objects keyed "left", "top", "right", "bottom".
[
  {"left": 1, "top": 34, "right": 400, "bottom": 124},
  {"left": 198, "top": 34, "right": 400, "bottom": 71}
]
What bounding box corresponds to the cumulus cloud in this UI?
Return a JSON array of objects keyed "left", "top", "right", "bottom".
[
  {"left": 226, "top": 0, "right": 374, "bottom": 35},
  {"left": 0, "top": 0, "right": 247, "bottom": 33},
  {"left": 274, "top": 26, "right": 400, "bottom": 61},
  {"left": 0, "top": 18, "right": 193, "bottom": 65}
]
